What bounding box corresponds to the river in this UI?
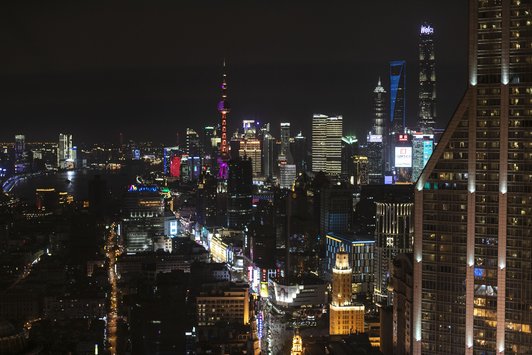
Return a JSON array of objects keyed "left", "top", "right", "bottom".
[{"left": 10, "top": 169, "right": 137, "bottom": 202}]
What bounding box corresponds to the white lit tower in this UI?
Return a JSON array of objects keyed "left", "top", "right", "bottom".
[
  {"left": 217, "top": 61, "right": 230, "bottom": 180},
  {"left": 367, "top": 78, "right": 386, "bottom": 184},
  {"left": 373, "top": 78, "right": 386, "bottom": 136}
]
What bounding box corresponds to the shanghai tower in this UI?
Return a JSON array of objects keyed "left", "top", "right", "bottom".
[
  {"left": 418, "top": 22, "right": 436, "bottom": 134},
  {"left": 413, "top": 0, "right": 532, "bottom": 354}
]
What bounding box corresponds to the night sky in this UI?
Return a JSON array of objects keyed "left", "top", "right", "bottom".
[{"left": 0, "top": 0, "right": 468, "bottom": 144}]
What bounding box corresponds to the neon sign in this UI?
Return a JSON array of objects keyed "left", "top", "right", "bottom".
[
  {"left": 398, "top": 134, "right": 409, "bottom": 142},
  {"left": 420, "top": 25, "right": 434, "bottom": 35},
  {"left": 128, "top": 185, "right": 158, "bottom": 193}
]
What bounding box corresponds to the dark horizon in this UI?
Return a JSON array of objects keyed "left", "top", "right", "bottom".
[{"left": 0, "top": 0, "right": 468, "bottom": 144}]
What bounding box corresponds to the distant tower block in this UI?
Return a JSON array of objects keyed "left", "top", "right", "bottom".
[
  {"left": 418, "top": 22, "right": 436, "bottom": 134},
  {"left": 217, "top": 60, "right": 231, "bottom": 179}
]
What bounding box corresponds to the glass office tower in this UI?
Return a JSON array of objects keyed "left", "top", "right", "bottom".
[{"left": 413, "top": 0, "right": 532, "bottom": 354}]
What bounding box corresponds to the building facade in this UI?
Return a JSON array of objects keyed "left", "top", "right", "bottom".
[
  {"left": 325, "top": 233, "right": 375, "bottom": 296},
  {"left": 239, "top": 138, "right": 262, "bottom": 177},
  {"left": 312, "top": 114, "right": 343, "bottom": 175},
  {"left": 390, "top": 61, "right": 406, "bottom": 134},
  {"left": 196, "top": 286, "right": 250, "bottom": 326},
  {"left": 374, "top": 201, "right": 414, "bottom": 304},
  {"left": 329, "top": 249, "right": 365, "bottom": 335},
  {"left": 121, "top": 189, "right": 165, "bottom": 253},
  {"left": 227, "top": 158, "right": 253, "bottom": 229},
  {"left": 57, "top": 133, "right": 73, "bottom": 169},
  {"left": 413, "top": 1, "right": 532, "bottom": 353}
]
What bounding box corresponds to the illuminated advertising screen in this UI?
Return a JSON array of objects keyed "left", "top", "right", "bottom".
[
  {"left": 170, "top": 156, "right": 181, "bottom": 177},
  {"left": 395, "top": 147, "right": 412, "bottom": 168},
  {"left": 423, "top": 140, "right": 433, "bottom": 166},
  {"left": 367, "top": 134, "right": 383, "bottom": 143},
  {"left": 170, "top": 220, "right": 178, "bottom": 236}
]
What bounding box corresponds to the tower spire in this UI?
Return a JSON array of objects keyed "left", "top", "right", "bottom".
[{"left": 217, "top": 60, "right": 231, "bottom": 179}]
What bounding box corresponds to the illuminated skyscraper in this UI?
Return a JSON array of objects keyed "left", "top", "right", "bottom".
[
  {"left": 413, "top": 1, "right": 532, "bottom": 353},
  {"left": 217, "top": 62, "right": 230, "bottom": 179},
  {"left": 57, "top": 133, "right": 73, "bottom": 169},
  {"left": 373, "top": 78, "right": 387, "bottom": 136},
  {"left": 227, "top": 157, "right": 253, "bottom": 229},
  {"left": 122, "top": 189, "right": 164, "bottom": 253},
  {"left": 341, "top": 135, "right": 358, "bottom": 179},
  {"left": 390, "top": 61, "right": 406, "bottom": 134},
  {"left": 411, "top": 132, "right": 434, "bottom": 182},
  {"left": 374, "top": 197, "right": 414, "bottom": 305},
  {"left": 239, "top": 137, "right": 262, "bottom": 176},
  {"left": 329, "top": 249, "right": 365, "bottom": 335},
  {"left": 353, "top": 155, "right": 369, "bottom": 186},
  {"left": 367, "top": 78, "right": 386, "bottom": 183},
  {"left": 14, "top": 134, "right": 25, "bottom": 162},
  {"left": 312, "top": 114, "right": 343, "bottom": 175},
  {"left": 418, "top": 22, "right": 437, "bottom": 134},
  {"left": 203, "top": 126, "right": 217, "bottom": 161},
  {"left": 293, "top": 132, "right": 308, "bottom": 174},
  {"left": 185, "top": 128, "right": 200, "bottom": 157},
  {"left": 279, "top": 122, "right": 291, "bottom": 163},
  {"left": 279, "top": 162, "right": 296, "bottom": 189},
  {"left": 261, "top": 128, "right": 275, "bottom": 179}
]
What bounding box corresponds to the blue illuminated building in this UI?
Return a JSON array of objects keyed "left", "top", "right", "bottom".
[
  {"left": 389, "top": 60, "right": 406, "bottom": 133},
  {"left": 325, "top": 232, "right": 375, "bottom": 296}
]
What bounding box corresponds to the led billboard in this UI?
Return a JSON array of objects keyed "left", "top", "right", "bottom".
[{"left": 395, "top": 147, "right": 412, "bottom": 168}]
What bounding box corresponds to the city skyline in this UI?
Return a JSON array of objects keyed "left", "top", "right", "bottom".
[
  {"left": 1, "top": 1, "right": 467, "bottom": 143},
  {"left": 1, "top": 1, "right": 529, "bottom": 354}
]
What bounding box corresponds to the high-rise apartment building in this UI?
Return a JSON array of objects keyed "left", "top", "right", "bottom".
[
  {"left": 413, "top": 1, "right": 532, "bottom": 353},
  {"left": 312, "top": 114, "right": 343, "bottom": 175},
  {"left": 329, "top": 249, "right": 365, "bottom": 335},
  {"left": 418, "top": 22, "right": 437, "bottom": 134}
]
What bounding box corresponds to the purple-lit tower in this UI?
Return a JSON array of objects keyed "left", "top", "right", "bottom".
[{"left": 217, "top": 62, "right": 230, "bottom": 179}]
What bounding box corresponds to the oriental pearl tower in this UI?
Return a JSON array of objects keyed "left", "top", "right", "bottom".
[{"left": 217, "top": 61, "right": 230, "bottom": 180}]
